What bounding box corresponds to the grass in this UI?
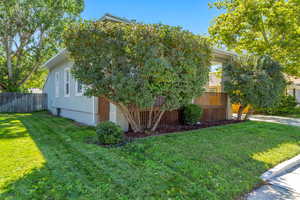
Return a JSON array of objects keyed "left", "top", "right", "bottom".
[{"left": 1, "top": 112, "right": 300, "bottom": 200}]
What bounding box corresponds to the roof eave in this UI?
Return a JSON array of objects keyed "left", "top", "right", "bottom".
[{"left": 42, "top": 49, "right": 68, "bottom": 69}]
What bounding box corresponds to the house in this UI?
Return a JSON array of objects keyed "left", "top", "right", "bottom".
[
  {"left": 42, "top": 14, "right": 235, "bottom": 130},
  {"left": 287, "top": 76, "right": 300, "bottom": 104},
  {"left": 207, "top": 72, "right": 222, "bottom": 93}
]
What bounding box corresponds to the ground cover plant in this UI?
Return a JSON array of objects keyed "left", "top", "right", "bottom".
[{"left": 1, "top": 112, "right": 300, "bottom": 200}]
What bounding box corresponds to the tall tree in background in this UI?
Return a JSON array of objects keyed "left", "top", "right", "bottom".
[
  {"left": 0, "top": 0, "right": 84, "bottom": 92},
  {"left": 224, "top": 55, "right": 286, "bottom": 120},
  {"left": 209, "top": 0, "right": 300, "bottom": 76}
]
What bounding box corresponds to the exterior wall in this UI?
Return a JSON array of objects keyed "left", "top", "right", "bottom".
[
  {"left": 287, "top": 86, "right": 300, "bottom": 104},
  {"left": 296, "top": 89, "right": 300, "bottom": 104},
  {"left": 226, "top": 96, "right": 233, "bottom": 119},
  {"left": 107, "top": 103, "right": 128, "bottom": 131},
  {"left": 43, "top": 60, "right": 98, "bottom": 126}
]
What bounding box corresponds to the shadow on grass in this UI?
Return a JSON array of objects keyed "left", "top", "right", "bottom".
[
  {"left": 1, "top": 112, "right": 300, "bottom": 199},
  {"left": 0, "top": 117, "right": 28, "bottom": 139}
]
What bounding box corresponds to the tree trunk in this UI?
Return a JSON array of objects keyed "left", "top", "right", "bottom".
[
  {"left": 237, "top": 105, "right": 245, "bottom": 120},
  {"left": 105, "top": 98, "right": 166, "bottom": 133},
  {"left": 5, "top": 36, "right": 13, "bottom": 80},
  {"left": 244, "top": 108, "right": 253, "bottom": 120},
  {"left": 116, "top": 103, "right": 143, "bottom": 133},
  {"left": 151, "top": 110, "right": 165, "bottom": 132}
]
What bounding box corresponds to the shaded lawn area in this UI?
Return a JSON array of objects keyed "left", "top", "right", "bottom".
[{"left": 1, "top": 113, "right": 300, "bottom": 200}]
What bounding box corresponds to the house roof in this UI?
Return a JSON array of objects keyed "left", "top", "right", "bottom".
[
  {"left": 99, "top": 13, "right": 132, "bottom": 23},
  {"left": 43, "top": 14, "right": 236, "bottom": 70}
]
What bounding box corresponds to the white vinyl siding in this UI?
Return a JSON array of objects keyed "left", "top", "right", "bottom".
[
  {"left": 64, "top": 68, "right": 70, "bottom": 97},
  {"left": 55, "top": 72, "right": 59, "bottom": 97}
]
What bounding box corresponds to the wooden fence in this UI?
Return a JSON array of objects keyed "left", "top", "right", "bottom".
[
  {"left": 194, "top": 92, "right": 228, "bottom": 121},
  {"left": 99, "top": 92, "right": 228, "bottom": 128},
  {"left": 0, "top": 93, "right": 47, "bottom": 113},
  {"left": 138, "top": 109, "right": 180, "bottom": 128}
]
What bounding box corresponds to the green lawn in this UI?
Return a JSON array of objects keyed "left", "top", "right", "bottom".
[{"left": 1, "top": 112, "right": 300, "bottom": 200}]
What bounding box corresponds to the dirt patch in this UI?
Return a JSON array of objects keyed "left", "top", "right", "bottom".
[{"left": 125, "top": 120, "right": 245, "bottom": 139}]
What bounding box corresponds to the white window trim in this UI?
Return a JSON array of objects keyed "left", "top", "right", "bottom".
[
  {"left": 75, "top": 79, "right": 84, "bottom": 96},
  {"left": 64, "top": 67, "right": 71, "bottom": 97},
  {"left": 55, "top": 72, "right": 59, "bottom": 98}
]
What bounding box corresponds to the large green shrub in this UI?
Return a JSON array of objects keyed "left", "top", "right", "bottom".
[
  {"left": 223, "top": 55, "right": 286, "bottom": 120},
  {"left": 183, "top": 104, "right": 203, "bottom": 125},
  {"left": 96, "top": 122, "right": 124, "bottom": 145},
  {"left": 64, "top": 21, "right": 211, "bottom": 132}
]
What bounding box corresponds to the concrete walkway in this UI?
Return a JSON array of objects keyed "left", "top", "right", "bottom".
[
  {"left": 246, "top": 164, "right": 300, "bottom": 200},
  {"left": 234, "top": 114, "right": 300, "bottom": 127},
  {"left": 244, "top": 114, "right": 300, "bottom": 199}
]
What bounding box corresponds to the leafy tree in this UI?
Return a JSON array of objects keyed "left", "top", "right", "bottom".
[
  {"left": 224, "top": 55, "right": 286, "bottom": 120},
  {"left": 64, "top": 21, "right": 211, "bottom": 132},
  {"left": 209, "top": 0, "right": 300, "bottom": 76},
  {"left": 0, "top": 0, "right": 84, "bottom": 92}
]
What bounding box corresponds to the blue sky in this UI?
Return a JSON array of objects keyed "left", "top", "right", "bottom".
[{"left": 81, "top": 0, "right": 223, "bottom": 35}]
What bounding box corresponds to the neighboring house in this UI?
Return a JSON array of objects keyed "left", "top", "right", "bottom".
[
  {"left": 43, "top": 14, "right": 235, "bottom": 130},
  {"left": 287, "top": 77, "right": 300, "bottom": 104},
  {"left": 28, "top": 88, "right": 43, "bottom": 94}
]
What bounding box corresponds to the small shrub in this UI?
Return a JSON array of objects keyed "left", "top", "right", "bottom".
[
  {"left": 96, "top": 122, "right": 124, "bottom": 145},
  {"left": 183, "top": 104, "right": 203, "bottom": 125}
]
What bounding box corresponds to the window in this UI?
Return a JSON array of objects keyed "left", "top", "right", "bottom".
[
  {"left": 55, "top": 72, "right": 59, "bottom": 97},
  {"left": 75, "top": 79, "right": 84, "bottom": 96},
  {"left": 64, "top": 68, "right": 70, "bottom": 97}
]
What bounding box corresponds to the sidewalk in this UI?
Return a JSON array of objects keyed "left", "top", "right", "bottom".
[
  {"left": 243, "top": 114, "right": 300, "bottom": 199},
  {"left": 246, "top": 164, "right": 300, "bottom": 200},
  {"left": 249, "top": 115, "right": 300, "bottom": 127}
]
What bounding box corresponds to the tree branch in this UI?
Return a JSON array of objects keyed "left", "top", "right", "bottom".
[
  {"left": 0, "top": 82, "right": 7, "bottom": 90},
  {"left": 16, "top": 30, "right": 45, "bottom": 87},
  {"left": 259, "top": 13, "right": 270, "bottom": 46}
]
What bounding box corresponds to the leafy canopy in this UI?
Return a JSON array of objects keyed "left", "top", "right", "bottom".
[
  {"left": 209, "top": 0, "right": 300, "bottom": 76},
  {"left": 0, "top": 0, "right": 84, "bottom": 92},
  {"left": 64, "top": 21, "right": 211, "bottom": 131},
  {"left": 224, "top": 55, "right": 286, "bottom": 115}
]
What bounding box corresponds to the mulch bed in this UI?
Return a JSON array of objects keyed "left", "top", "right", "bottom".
[
  {"left": 125, "top": 119, "right": 245, "bottom": 139},
  {"left": 86, "top": 120, "right": 245, "bottom": 147}
]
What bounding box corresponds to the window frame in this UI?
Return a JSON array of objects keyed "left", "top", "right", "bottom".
[
  {"left": 55, "top": 72, "right": 60, "bottom": 98},
  {"left": 64, "top": 68, "right": 71, "bottom": 97}
]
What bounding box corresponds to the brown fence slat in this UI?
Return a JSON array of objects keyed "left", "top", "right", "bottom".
[
  {"left": 98, "top": 97, "right": 110, "bottom": 121},
  {"left": 0, "top": 92, "right": 47, "bottom": 113}
]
